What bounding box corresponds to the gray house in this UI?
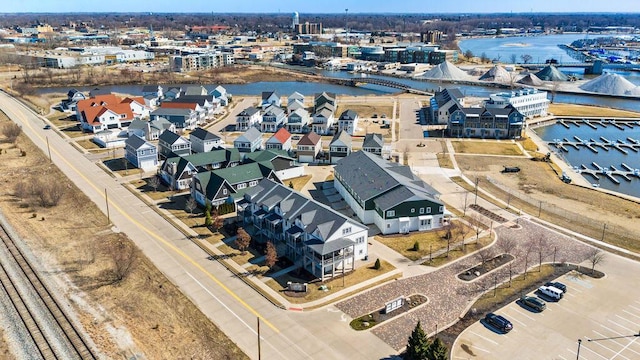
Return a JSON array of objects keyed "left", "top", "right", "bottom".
[
  {"left": 236, "top": 106, "right": 261, "bottom": 131},
  {"left": 261, "top": 105, "right": 286, "bottom": 133},
  {"left": 159, "top": 148, "right": 241, "bottom": 190},
  {"left": 190, "top": 127, "right": 222, "bottom": 153},
  {"left": 124, "top": 135, "right": 158, "bottom": 171},
  {"left": 158, "top": 130, "right": 191, "bottom": 158},
  {"left": 150, "top": 108, "right": 198, "bottom": 131},
  {"left": 234, "top": 127, "right": 263, "bottom": 153},
  {"left": 329, "top": 130, "right": 352, "bottom": 164},
  {"left": 287, "top": 108, "right": 311, "bottom": 134},
  {"left": 362, "top": 133, "right": 384, "bottom": 156}
]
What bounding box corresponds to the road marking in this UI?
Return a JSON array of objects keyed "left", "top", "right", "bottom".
[
  {"left": 564, "top": 292, "right": 576, "bottom": 298},
  {"left": 611, "top": 337, "right": 640, "bottom": 360},
  {"left": 629, "top": 304, "right": 640, "bottom": 313},
  {"left": 587, "top": 333, "right": 626, "bottom": 358},
  {"left": 593, "top": 330, "right": 640, "bottom": 357},
  {"left": 470, "top": 331, "right": 499, "bottom": 345},
  {"left": 557, "top": 355, "right": 568, "bottom": 360},
  {"left": 467, "top": 344, "right": 490, "bottom": 353},
  {"left": 619, "top": 312, "right": 640, "bottom": 326},
  {"left": 509, "top": 307, "right": 536, "bottom": 321},
  {"left": 2, "top": 95, "right": 280, "bottom": 333},
  {"left": 601, "top": 323, "right": 627, "bottom": 337},
  {"left": 580, "top": 342, "right": 613, "bottom": 360},
  {"left": 616, "top": 314, "right": 640, "bottom": 328}
]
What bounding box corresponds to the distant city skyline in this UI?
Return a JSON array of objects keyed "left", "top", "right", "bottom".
[{"left": 3, "top": 0, "right": 639, "bottom": 14}]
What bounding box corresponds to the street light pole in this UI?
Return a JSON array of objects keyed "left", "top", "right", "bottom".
[
  {"left": 601, "top": 223, "right": 607, "bottom": 242},
  {"left": 474, "top": 177, "right": 479, "bottom": 205},
  {"left": 576, "top": 339, "right": 582, "bottom": 360}
]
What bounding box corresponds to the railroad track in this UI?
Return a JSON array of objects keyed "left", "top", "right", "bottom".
[{"left": 0, "top": 222, "right": 96, "bottom": 360}]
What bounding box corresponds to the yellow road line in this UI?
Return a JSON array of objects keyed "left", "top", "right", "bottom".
[{"left": 7, "top": 99, "right": 279, "bottom": 332}]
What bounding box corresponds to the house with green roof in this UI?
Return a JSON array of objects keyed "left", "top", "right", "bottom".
[
  {"left": 334, "top": 151, "right": 445, "bottom": 235},
  {"left": 243, "top": 149, "right": 304, "bottom": 180},
  {"left": 191, "top": 162, "right": 281, "bottom": 207},
  {"left": 159, "top": 148, "right": 241, "bottom": 190}
]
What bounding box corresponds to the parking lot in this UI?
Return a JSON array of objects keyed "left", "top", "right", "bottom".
[{"left": 452, "top": 255, "right": 640, "bottom": 360}]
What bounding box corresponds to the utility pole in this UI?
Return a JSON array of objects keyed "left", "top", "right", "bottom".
[
  {"left": 257, "top": 317, "right": 262, "bottom": 360},
  {"left": 474, "top": 177, "right": 479, "bottom": 205},
  {"left": 46, "top": 136, "right": 52, "bottom": 162},
  {"left": 601, "top": 223, "right": 607, "bottom": 242},
  {"left": 105, "top": 188, "right": 110, "bottom": 223},
  {"left": 345, "top": 9, "right": 349, "bottom": 42}
]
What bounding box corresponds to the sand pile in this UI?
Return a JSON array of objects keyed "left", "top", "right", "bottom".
[
  {"left": 421, "top": 61, "right": 472, "bottom": 81},
  {"left": 479, "top": 65, "right": 512, "bottom": 83},
  {"left": 517, "top": 73, "right": 544, "bottom": 86},
  {"left": 535, "top": 65, "right": 569, "bottom": 81},
  {"left": 580, "top": 73, "right": 640, "bottom": 96}
]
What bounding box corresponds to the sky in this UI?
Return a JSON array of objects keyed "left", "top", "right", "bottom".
[{"left": 3, "top": 0, "right": 639, "bottom": 14}]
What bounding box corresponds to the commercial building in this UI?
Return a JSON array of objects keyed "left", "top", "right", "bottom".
[
  {"left": 448, "top": 106, "right": 525, "bottom": 139},
  {"left": 169, "top": 51, "right": 234, "bottom": 72},
  {"left": 484, "top": 88, "right": 550, "bottom": 118}
]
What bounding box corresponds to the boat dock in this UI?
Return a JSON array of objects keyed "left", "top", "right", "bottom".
[
  {"left": 550, "top": 137, "right": 640, "bottom": 154},
  {"left": 576, "top": 162, "right": 640, "bottom": 185},
  {"left": 556, "top": 119, "right": 640, "bottom": 130}
]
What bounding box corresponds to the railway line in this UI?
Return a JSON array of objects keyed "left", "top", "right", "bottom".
[{"left": 0, "top": 221, "right": 97, "bottom": 360}]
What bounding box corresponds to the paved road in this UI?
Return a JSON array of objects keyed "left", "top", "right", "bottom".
[{"left": 0, "top": 91, "right": 397, "bottom": 360}]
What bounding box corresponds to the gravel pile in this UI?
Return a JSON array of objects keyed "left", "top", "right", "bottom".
[
  {"left": 535, "top": 65, "right": 569, "bottom": 81},
  {"left": 421, "top": 61, "right": 472, "bottom": 81},
  {"left": 479, "top": 65, "right": 512, "bottom": 83},
  {"left": 580, "top": 73, "right": 640, "bottom": 96},
  {"left": 517, "top": 73, "right": 544, "bottom": 86}
]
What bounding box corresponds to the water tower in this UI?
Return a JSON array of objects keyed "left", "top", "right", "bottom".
[{"left": 292, "top": 12, "right": 300, "bottom": 29}]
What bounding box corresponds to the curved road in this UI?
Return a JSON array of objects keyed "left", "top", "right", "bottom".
[{"left": 0, "top": 91, "right": 397, "bottom": 360}]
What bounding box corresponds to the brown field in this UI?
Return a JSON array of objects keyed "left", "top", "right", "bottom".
[
  {"left": 335, "top": 103, "right": 394, "bottom": 119},
  {"left": 549, "top": 103, "right": 640, "bottom": 118},
  {"left": 455, "top": 155, "right": 640, "bottom": 252},
  {"left": 452, "top": 140, "right": 523, "bottom": 156},
  {"left": 286, "top": 175, "right": 312, "bottom": 191},
  {"left": 0, "top": 110, "right": 247, "bottom": 359}
]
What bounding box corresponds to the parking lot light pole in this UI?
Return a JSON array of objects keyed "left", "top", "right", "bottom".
[
  {"left": 576, "top": 339, "right": 582, "bottom": 360},
  {"left": 601, "top": 223, "right": 607, "bottom": 242}
]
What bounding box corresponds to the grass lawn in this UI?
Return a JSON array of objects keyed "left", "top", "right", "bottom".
[
  {"left": 265, "top": 260, "right": 396, "bottom": 304},
  {"left": 76, "top": 139, "right": 101, "bottom": 150},
  {"left": 549, "top": 103, "right": 640, "bottom": 118},
  {"left": 452, "top": 141, "right": 523, "bottom": 156},
  {"left": 217, "top": 242, "right": 260, "bottom": 267},
  {"left": 376, "top": 221, "right": 475, "bottom": 261},
  {"left": 47, "top": 113, "right": 78, "bottom": 128},
  {"left": 61, "top": 124, "right": 91, "bottom": 138},
  {"left": 335, "top": 103, "right": 394, "bottom": 119},
  {"left": 422, "top": 235, "right": 493, "bottom": 267},
  {"left": 517, "top": 136, "right": 539, "bottom": 152},
  {"left": 130, "top": 178, "right": 173, "bottom": 202},
  {"left": 437, "top": 153, "right": 454, "bottom": 169},
  {"left": 449, "top": 176, "right": 520, "bottom": 216},
  {"left": 325, "top": 173, "right": 334, "bottom": 181},
  {"left": 285, "top": 175, "right": 312, "bottom": 191}
]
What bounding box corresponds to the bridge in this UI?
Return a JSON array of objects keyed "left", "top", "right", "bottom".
[{"left": 326, "top": 77, "right": 431, "bottom": 95}]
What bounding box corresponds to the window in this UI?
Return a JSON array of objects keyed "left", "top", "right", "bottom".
[
  {"left": 419, "top": 208, "right": 425, "bottom": 214},
  {"left": 356, "top": 236, "right": 365, "bottom": 244},
  {"left": 386, "top": 224, "right": 391, "bottom": 228},
  {"left": 411, "top": 208, "right": 415, "bottom": 213},
  {"left": 386, "top": 210, "right": 395, "bottom": 217},
  {"left": 342, "top": 227, "right": 352, "bottom": 235},
  {"left": 439, "top": 206, "right": 444, "bottom": 212},
  {"left": 426, "top": 207, "right": 431, "bottom": 214},
  {"left": 223, "top": 189, "right": 227, "bottom": 195},
  {"left": 237, "top": 183, "right": 247, "bottom": 189}
]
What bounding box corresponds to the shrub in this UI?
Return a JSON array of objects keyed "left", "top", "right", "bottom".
[
  {"left": 374, "top": 258, "right": 381, "bottom": 270},
  {"left": 413, "top": 241, "right": 420, "bottom": 251}
]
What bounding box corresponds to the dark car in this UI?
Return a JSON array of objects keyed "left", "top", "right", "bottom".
[
  {"left": 43, "top": 124, "right": 51, "bottom": 130},
  {"left": 484, "top": 313, "right": 513, "bottom": 333},
  {"left": 546, "top": 281, "right": 567, "bottom": 293},
  {"left": 520, "top": 296, "right": 546, "bottom": 312}
]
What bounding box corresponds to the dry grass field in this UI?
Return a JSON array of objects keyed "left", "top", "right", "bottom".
[
  {"left": 0, "top": 110, "right": 247, "bottom": 359},
  {"left": 452, "top": 140, "right": 523, "bottom": 156},
  {"left": 335, "top": 103, "right": 394, "bottom": 119},
  {"left": 549, "top": 103, "right": 640, "bottom": 118}
]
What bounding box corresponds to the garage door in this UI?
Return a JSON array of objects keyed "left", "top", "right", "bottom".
[{"left": 298, "top": 155, "right": 314, "bottom": 163}]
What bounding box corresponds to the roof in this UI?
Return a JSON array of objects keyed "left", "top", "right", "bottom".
[
  {"left": 314, "top": 92, "right": 336, "bottom": 103},
  {"left": 244, "top": 179, "right": 367, "bottom": 242},
  {"left": 339, "top": 110, "right": 358, "bottom": 121},
  {"left": 149, "top": 117, "right": 174, "bottom": 131},
  {"left": 168, "top": 95, "right": 214, "bottom": 106},
  {"left": 125, "top": 135, "right": 151, "bottom": 150},
  {"left": 362, "top": 133, "right": 384, "bottom": 149},
  {"left": 306, "top": 237, "right": 355, "bottom": 256},
  {"left": 267, "top": 128, "right": 291, "bottom": 144},
  {"left": 128, "top": 118, "right": 148, "bottom": 131},
  {"left": 183, "top": 86, "right": 208, "bottom": 96},
  {"left": 288, "top": 91, "right": 304, "bottom": 102},
  {"left": 77, "top": 94, "right": 135, "bottom": 125},
  {"left": 190, "top": 127, "right": 220, "bottom": 141},
  {"left": 196, "top": 162, "right": 274, "bottom": 194},
  {"left": 330, "top": 130, "right": 352, "bottom": 147},
  {"left": 433, "top": 87, "right": 464, "bottom": 107},
  {"left": 298, "top": 131, "right": 321, "bottom": 146},
  {"left": 238, "top": 107, "right": 260, "bottom": 117},
  {"left": 262, "top": 91, "right": 280, "bottom": 100},
  {"left": 314, "top": 108, "right": 333, "bottom": 119},
  {"left": 141, "top": 85, "right": 159, "bottom": 93},
  {"left": 263, "top": 105, "right": 285, "bottom": 117},
  {"left": 334, "top": 151, "right": 442, "bottom": 209},
  {"left": 235, "top": 127, "right": 262, "bottom": 143},
  {"left": 151, "top": 107, "right": 193, "bottom": 117},
  {"left": 159, "top": 129, "right": 184, "bottom": 144},
  {"left": 160, "top": 102, "right": 198, "bottom": 111},
  {"left": 164, "top": 148, "right": 241, "bottom": 175}
]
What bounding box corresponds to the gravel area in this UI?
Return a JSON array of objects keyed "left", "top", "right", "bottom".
[{"left": 336, "top": 219, "right": 596, "bottom": 350}]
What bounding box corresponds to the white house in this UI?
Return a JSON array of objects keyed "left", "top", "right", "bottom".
[
  {"left": 189, "top": 127, "right": 222, "bottom": 153},
  {"left": 265, "top": 128, "right": 292, "bottom": 151},
  {"left": 485, "top": 87, "right": 549, "bottom": 118},
  {"left": 261, "top": 105, "right": 286, "bottom": 133},
  {"left": 261, "top": 91, "right": 282, "bottom": 108},
  {"left": 337, "top": 109, "right": 359, "bottom": 135},
  {"left": 312, "top": 108, "right": 335, "bottom": 135},
  {"left": 236, "top": 107, "right": 261, "bottom": 131},
  {"left": 287, "top": 108, "right": 311, "bottom": 133}
]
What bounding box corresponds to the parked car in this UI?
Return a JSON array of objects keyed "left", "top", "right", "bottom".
[
  {"left": 484, "top": 313, "right": 513, "bottom": 333},
  {"left": 538, "top": 286, "right": 563, "bottom": 301},
  {"left": 545, "top": 281, "right": 567, "bottom": 293},
  {"left": 372, "top": 113, "right": 378, "bottom": 118},
  {"left": 520, "top": 295, "right": 546, "bottom": 312},
  {"left": 43, "top": 124, "right": 51, "bottom": 130}
]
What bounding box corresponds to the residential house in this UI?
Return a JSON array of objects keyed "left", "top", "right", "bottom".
[
  {"left": 243, "top": 149, "right": 304, "bottom": 180},
  {"left": 141, "top": 85, "right": 163, "bottom": 107},
  {"left": 210, "top": 85, "right": 230, "bottom": 106},
  {"left": 60, "top": 89, "right": 86, "bottom": 112},
  {"left": 287, "top": 99, "right": 306, "bottom": 113},
  {"left": 169, "top": 95, "right": 220, "bottom": 117},
  {"left": 314, "top": 92, "right": 336, "bottom": 112},
  {"left": 121, "top": 96, "right": 150, "bottom": 119},
  {"left": 427, "top": 87, "right": 465, "bottom": 125},
  {"left": 337, "top": 109, "right": 359, "bottom": 135},
  {"left": 160, "top": 102, "right": 206, "bottom": 125},
  {"left": 93, "top": 130, "right": 126, "bottom": 148},
  {"left": 158, "top": 129, "right": 191, "bottom": 158},
  {"left": 296, "top": 131, "right": 322, "bottom": 163},
  {"left": 261, "top": 91, "right": 281, "bottom": 108},
  {"left": 329, "top": 130, "right": 352, "bottom": 164},
  {"left": 76, "top": 94, "right": 135, "bottom": 133},
  {"left": 260, "top": 105, "right": 286, "bottom": 133},
  {"left": 234, "top": 127, "right": 263, "bottom": 153},
  {"left": 159, "top": 148, "right": 241, "bottom": 190},
  {"left": 239, "top": 179, "right": 368, "bottom": 281},
  {"left": 334, "top": 151, "right": 445, "bottom": 235},
  {"left": 183, "top": 85, "right": 208, "bottom": 96},
  {"left": 362, "top": 133, "right": 384, "bottom": 156},
  {"left": 190, "top": 127, "right": 222, "bottom": 153},
  {"left": 150, "top": 108, "right": 198, "bottom": 131},
  {"left": 287, "top": 108, "right": 311, "bottom": 134},
  {"left": 448, "top": 106, "right": 524, "bottom": 139},
  {"left": 164, "top": 86, "right": 183, "bottom": 101},
  {"left": 287, "top": 92, "right": 304, "bottom": 109},
  {"left": 265, "top": 128, "right": 292, "bottom": 151},
  {"left": 124, "top": 135, "right": 159, "bottom": 171},
  {"left": 312, "top": 108, "right": 335, "bottom": 135},
  {"left": 191, "top": 162, "right": 281, "bottom": 207},
  {"left": 236, "top": 106, "right": 261, "bottom": 131}
]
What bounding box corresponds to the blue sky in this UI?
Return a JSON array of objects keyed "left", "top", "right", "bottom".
[{"left": 4, "top": 0, "right": 638, "bottom": 13}]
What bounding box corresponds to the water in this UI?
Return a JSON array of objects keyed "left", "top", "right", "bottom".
[
  {"left": 458, "top": 34, "right": 606, "bottom": 64},
  {"left": 535, "top": 122, "right": 640, "bottom": 198}
]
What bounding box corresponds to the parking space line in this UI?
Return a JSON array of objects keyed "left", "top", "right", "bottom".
[
  {"left": 580, "top": 343, "right": 611, "bottom": 360},
  {"left": 587, "top": 333, "right": 627, "bottom": 358},
  {"left": 468, "top": 344, "right": 490, "bottom": 353},
  {"left": 629, "top": 304, "right": 640, "bottom": 313},
  {"left": 504, "top": 315, "right": 528, "bottom": 327},
  {"left": 557, "top": 355, "right": 568, "bottom": 360},
  {"left": 623, "top": 309, "right": 640, "bottom": 321},
  {"left": 564, "top": 292, "right": 576, "bottom": 298},
  {"left": 509, "top": 308, "right": 536, "bottom": 321},
  {"left": 610, "top": 318, "right": 638, "bottom": 333},
  {"left": 601, "top": 323, "right": 627, "bottom": 337},
  {"left": 470, "top": 331, "right": 499, "bottom": 345},
  {"left": 615, "top": 314, "right": 640, "bottom": 328},
  {"left": 611, "top": 337, "right": 640, "bottom": 360},
  {"left": 569, "top": 287, "right": 584, "bottom": 294}
]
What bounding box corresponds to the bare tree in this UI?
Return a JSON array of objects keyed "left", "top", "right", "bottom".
[
  {"left": 210, "top": 208, "right": 224, "bottom": 233},
  {"left": 34, "top": 179, "right": 66, "bottom": 207},
  {"left": 475, "top": 247, "right": 496, "bottom": 266},
  {"left": 587, "top": 248, "right": 606, "bottom": 274},
  {"left": 522, "top": 243, "right": 534, "bottom": 280},
  {"left": 520, "top": 54, "right": 533, "bottom": 64},
  {"left": 1, "top": 123, "right": 22, "bottom": 143},
  {"left": 264, "top": 241, "right": 278, "bottom": 269},
  {"left": 509, "top": 53, "right": 517, "bottom": 64},
  {"left": 496, "top": 236, "right": 516, "bottom": 257},
  {"left": 148, "top": 176, "right": 160, "bottom": 192},
  {"left": 185, "top": 197, "right": 197, "bottom": 216},
  {"left": 534, "top": 235, "right": 548, "bottom": 271},
  {"left": 235, "top": 227, "right": 251, "bottom": 254},
  {"left": 107, "top": 238, "right": 139, "bottom": 284},
  {"left": 402, "top": 145, "right": 410, "bottom": 166}
]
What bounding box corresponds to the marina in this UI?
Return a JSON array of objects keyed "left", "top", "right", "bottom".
[{"left": 576, "top": 162, "right": 640, "bottom": 185}]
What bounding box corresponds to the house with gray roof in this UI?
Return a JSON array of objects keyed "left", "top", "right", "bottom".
[
  {"left": 334, "top": 151, "right": 445, "bottom": 235},
  {"left": 150, "top": 107, "right": 198, "bottom": 130},
  {"left": 261, "top": 91, "right": 282, "bottom": 108},
  {"left": 183, "top": 85, "right": 208, "bottom": 96},
  {"left": 287, "top": 108, "right": 311, "bottom": 133},
  {"left": 191, "top": 162, "right": 280, "bottom": 207},
  {"left": 337, "top": 109, "right": 359, "bottom": 135},
  {"left": 124, "top": 135, "right": 158, "bottom": 171},
  {"left": 239, "top": 178, "right": 368, "bottom": 281},
  {"left": 427, "top": 87, "right": 466, "bottom": 125},
  {"left": 448, "top": 106, "right": 524, "bottom": 139},
  {"left": 189, "top": 127, "right": 222, "bottom": 153},
  {"left": 260, "top": 104, "right": 286, "bottom": 133},
  {"left": 60, "top": 88, "right": 87, "bottom": 112},
  {"left": 236, "top": 106, "right": 261, "bottom": 131},
  {"left": 329, "top": 130, "right": 352, "bottom": 164},
  {"left": 159, "top": 148, "right": 241, "bottom": 190},
  {"left": 314, "top": 92, "right": 336, "bottom": 112},
  {"left": 287, "top": 99, "right": 306, "bottom": 114},
  {"left": 312, "top": 108, "right": 335, "bottom": 135},
  {"left": 234, "top": 127, "right": 263, "bottom": 153},
  {"left": 362, "top": 133, "right": 384, "bottom": 156},
  {"left": 158, "top": 129, "right": 191, "bottom": 158}
]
